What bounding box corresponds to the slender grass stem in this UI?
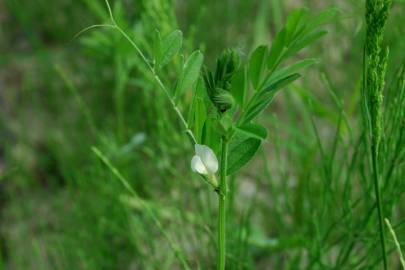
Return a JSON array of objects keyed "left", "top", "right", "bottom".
[
  {"left": 371, "top": 145, "right": 388, "bottom": 270},
  {"left": 218, "top": 137, "right": 228, "bottom": 270},
  {"left": 385, "top": 218, "right": 405, "bottom": 269}
]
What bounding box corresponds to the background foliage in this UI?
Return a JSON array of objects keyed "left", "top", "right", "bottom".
[{"left": 0, "top": 0, "right": 404, "bottom": 269}]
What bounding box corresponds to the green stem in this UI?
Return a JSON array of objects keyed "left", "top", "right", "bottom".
[
  {"left": 218, "top": 137, "right": 228, "bottom": 270},
  {"left": 371, "top": 144, "right": 388, "bottom": 270}
]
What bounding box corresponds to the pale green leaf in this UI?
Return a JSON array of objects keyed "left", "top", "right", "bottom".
[
  {"left": 175, "top": 50, "right": 204, "bottom": 100},
  {"left": 158, "top": 30, "right": 182, "bottom": 69}
]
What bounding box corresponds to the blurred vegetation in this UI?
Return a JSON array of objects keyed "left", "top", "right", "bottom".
[{"left": 0, "top": 0, "right": 404, "bottom": 269}]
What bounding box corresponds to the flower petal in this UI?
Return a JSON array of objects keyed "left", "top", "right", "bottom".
[
  {"left": 194, "top": 144, "right": 207, "bottom": 157},
  {"left": 195, "top": 144, "right": 218, "bottom": 173},
  {"left": 191, "top": 155, "right": 208, "bottom": 174}
]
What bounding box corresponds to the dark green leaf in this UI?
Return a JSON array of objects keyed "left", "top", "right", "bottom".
[
  {"left": 227, "top": 132, "right": 261, "bottom": 175},
  {"left": 231, "top": 66, "right": 247, "bottom": 108},
  {"left": 242, "top": 96, "right": 275, "bottom": 124},
  {"left": 261, "top": 73, "right": 301, "bottom": 95},
  {"left": 242, "top": 73, "right": 301, "bottom": 124},
  {"left": 266, "top": 58, "right": 318, "bottom": 86},
  {"left": 235, "top": 123, "right": 267, "bottom": 140}
]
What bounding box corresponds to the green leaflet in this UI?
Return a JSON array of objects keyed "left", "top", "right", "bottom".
[
  {"left": 202, "top": 116, "right": 221, "bottom": 156},
  {"left": 235, "top": 123, "right": 267, "bottom": 140},
  {"left": 249, "top": 45, "right": 269, "bottom": 90},
  {"left": 268, "top": 28, "right": 287, "bottom": 71},
  {"left": 304, "top": 8, "right": 338, "bottom": 34},
  {"left": 187, "top": 78, "right": 208, "bottom": 143},
  {"left": 155, "top": 30, "right": 182, "bottom": 70},
  {"left": 285, "top": 8, "right": 308, "bottom": 44},
  {"left": 231, "top": 66, "right": 247, "bottom": 108},
  {"left": 175, "top": 50, "right": 204, "bottom": 101},
  {"left": 285, "top": 29, "right": 328, "bottom": 58},
  {"left": 242, "top": 96, "right": 274, "bottom": 125},
  {"left": 266, "top": 59, "right": 318, "bottom": 86},
  {"left": 266, "top": 8, "right": 333, "bottom": 72},
  {"left": 260, "top": 73, "right": 301, "bottom": 96},
  {"left": 227, "top": 132, "right": 261, "bottom": 175},
  {"left": 241, "top": 73, "right": 301, "bottom": 124}
]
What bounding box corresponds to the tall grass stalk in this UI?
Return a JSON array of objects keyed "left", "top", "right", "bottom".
[{"left": 363, "top": 0, "right": 392, "bottom": 269}]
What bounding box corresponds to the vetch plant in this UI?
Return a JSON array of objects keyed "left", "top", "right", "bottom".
[
  {"left": 190, "top": 9, "right": 335, "bottom": 267},
  {"left": 80, "top": 2, "right": 335, "bottom": 269}
]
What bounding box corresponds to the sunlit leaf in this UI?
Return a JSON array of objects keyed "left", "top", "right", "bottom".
[
  {"left": 156, "top": 30, "right": 182, "bottom": 70},
  {"left": 285, "top": 29, "right": 327, "bottom": 58},
  {"left": 249, "top": 45, "right": 269, "bottom": 90},
  {"left": 268, "top": 28, "right": 287, "bottom": 71},
  {"left": 175, "top": 50, "right": 204, "bottom": 100},
  {"left": 285, "top": 8, "right": 308, "bottom": 44}
]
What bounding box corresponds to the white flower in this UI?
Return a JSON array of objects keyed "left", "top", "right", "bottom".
[{"left": 191, "top": 144, "right": 218, "bottom": 175}]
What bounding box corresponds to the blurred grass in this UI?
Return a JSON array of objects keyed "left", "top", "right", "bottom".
[{"left": 0, "top": 0, "right": 404, "bottom": 269}]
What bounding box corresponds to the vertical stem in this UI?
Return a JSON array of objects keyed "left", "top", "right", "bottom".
[
  {"left": 218, "top": 137, "right": 228, "bottom": 270},
  {"left": 371, "top": 144, "right": 388, "bottom": 270}
]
